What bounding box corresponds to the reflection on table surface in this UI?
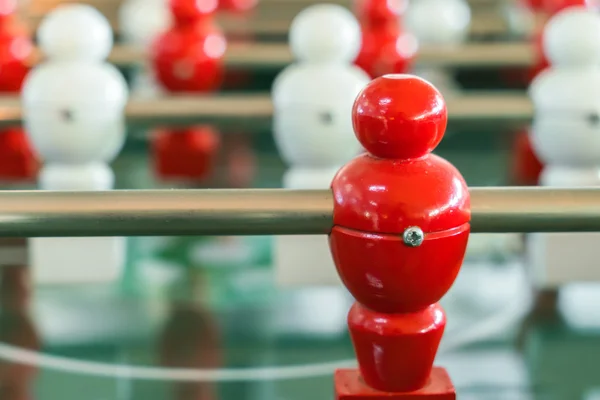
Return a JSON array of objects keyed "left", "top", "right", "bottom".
[{"left": 0, "top": 129, "right": 599, "bottom": 400}]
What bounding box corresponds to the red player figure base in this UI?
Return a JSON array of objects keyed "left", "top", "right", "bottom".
[
  {"left": 152, "top": 127, "right": 220, "bottom": 182},
  {"left": 335, "top": 368, "right": 456, "bottom": 400}
]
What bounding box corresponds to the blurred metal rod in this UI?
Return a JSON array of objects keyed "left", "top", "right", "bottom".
[
  {"left": 26, "top": 42, "right": 536, "bottom": 69},
  {"left": 0, "top": 92, "right": 533, "bottom": 127},
  {"left": 0, "top": 189, "right": 333, "bottom": 237},
  {"left": 0, "top": 188, "right": 599, "bottom": 237},
  {"left": 470, "top": 187, "right": 600, "bottom": 233}
]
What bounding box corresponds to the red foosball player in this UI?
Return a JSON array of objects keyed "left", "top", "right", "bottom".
[
  {"left": 150, "top": 0, "right": 225, "bottom": 182},
  {"left": 354, "top": 0, "right": 417, "bottom": 78},
  {"left": 330, "top": 74, "right": 470, "bottom": 399},
  {"left": 0, "top": 266, "right": 38, "bottom": 400},
  {"left": 0, "top": 0, "right": 37, "bottom": 182}
]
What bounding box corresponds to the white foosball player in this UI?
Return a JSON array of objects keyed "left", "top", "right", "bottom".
[
  {"left": 528, "top": 6, "right": 600, "bottom": 287},
  {"left": 22, "top": 4, "right": 129, "bottom": 285},
  {"left": 272, "top": 4, "right": 370, "bottom": 287},
  {"left": 502, "top": 0, "right": 538, "bottom": 39},
  {"left": 405, "top": 0, "right": 471, "bottom": 95},
  {"left": 119, "top": 0, "right": 170, "bottom": 99}
]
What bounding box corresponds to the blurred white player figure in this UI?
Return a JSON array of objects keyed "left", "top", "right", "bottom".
[
  {"left": 405, "top": 0, "right": 471, "bottom": 95},
  {"left": 272, "top": 4, "right": 370, "bottom": 287},
  {"left": 528, "top": 7, "right": 600, "bottom": 287},
  {"left": 119, "top": 0, "right": 170, "bottom": 99},
  {"left": 501, "top": 0, "right": 538, "bottom": 39},
  {"left": 22, "top": 4, "right": 129, "bottom": 285}
]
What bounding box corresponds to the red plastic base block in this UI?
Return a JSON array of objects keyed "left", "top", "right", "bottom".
[{"left": 335, "top": 368, "right": 456, "bottom": 400}]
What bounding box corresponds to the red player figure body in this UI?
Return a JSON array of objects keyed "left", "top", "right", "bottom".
[
  {"left": 217, "top": 0, "right": 258, "bottom": 188},
  {"left": 0, "top": 0, "right": 37, "bottom": 182},
  {"left": 150, "top": 0, "right": 225, "bottom": 182},
  {"left": 330, "top": 75, "right": 470, "bottom": 399},
  {"left": 354, "top": 0, "right": 417, "bottom": 78}
]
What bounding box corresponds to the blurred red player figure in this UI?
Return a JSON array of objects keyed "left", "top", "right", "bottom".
[
  {"left": 218, "top": 0, "right": 258, "bottom": 187},
  {"left": 0, "top": 0, "right": 37, "bottom": 182},
  {"left": 512, "top": 0, "right": 594, "bottom": 185},
  {"left": 219, "top": 0, "right": 258, "bottom": 14},
  {"left": 354, "top": 0, "right": 417, "bottom": 78},
  {"left": 219, "top": 0, "right": 256, "bottom": 89},
  {"left": 150, "top": 0, "right": 225, "bottom": 182},
  {"left": 159, "top": 304, "right": 222, "bottom": 400},
  {"left": 0, "top": 266, "right": 39, "bottom": 400},
  {"left": 330, "top": 75, "right": 470, "bottom": 399}
]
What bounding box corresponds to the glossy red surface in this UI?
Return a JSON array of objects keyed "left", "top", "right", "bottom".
[
  {"left": 355, "top": 24, "right": 416, "bottom": 79},
  {"left": 330, "top": 74, "right": 470, "bottom": 394},
  {"left": 152, "top": 127, "right": 220, "bottom": 181},
  {"left": 151, "top": 21, "right": 225, "bottom": 92},
  {"left": 354, "top": 0, "right": 408, "bottom": 23},
  {"left": 0, "top": 128, "right": 38, "bottom": 181},
  {"left": 335, "top": 368, "right": 456, "bottom": 400},
  {"left": 352, "top": 75, "right": 447, "bottom": 160},
  {"left": 0, "top": 18, "right": 31, "bottom": 93},
  {"left": 332, "top": 154, "right": 470, "bottom": 234},
  {"left": 330, "top": 225, "right": 469, "bottom": 313},
  {"left": 347, "top": 303, "right": 446, "bottom": 392},
  {"left": 169, "top": 0, "right": 218, "bottom": 25}
]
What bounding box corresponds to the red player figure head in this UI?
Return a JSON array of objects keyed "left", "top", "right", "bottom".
[
  {"left": 330, "top": 75, "right": 470, "bottom": 393},
  {"left": 354, "top": 0, "right": 416, "bottom": 78},
  {"left": 0, "top": 0, "right": 31, "bottom": 92},
  {"left": 354, "top": 0, "right": 408, "bottom": 24},
  {"left": 170, "top": 0, "right": 218, "bottom": 26},
  {"left": 152, "top": 0, "right": 225, "bottom": 92}
]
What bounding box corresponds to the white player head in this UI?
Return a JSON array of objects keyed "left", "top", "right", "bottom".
[
  {"left": 23, "top": 5, "right": 129, "bottom": 165},
  {"left": 529, "top": 8, "right": 600, "bottom": 166},
  {"left": 289, "top": 4, "right": 362, "bottom": 64},
  {"left": 37, "top": 4, "right": 113, "bottom": 62},
  {"left": 502, "top": 0, "right": 536, "bottom": 38},
  {"left": 543, "top": 6, "right": 600, "bottom": 67},
  {"left": 272, "top": 64, "right": 370, "bottom": 168},
  {"left": 119, "top": 0, "right": 172, "bottom": 49},
  {"left": 405, "top": 0, "right": 472, "bottom": 45}
]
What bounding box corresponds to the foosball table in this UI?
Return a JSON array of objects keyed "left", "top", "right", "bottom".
[{"left": 0, "top": 0, "right": 600, "bottom": 399}]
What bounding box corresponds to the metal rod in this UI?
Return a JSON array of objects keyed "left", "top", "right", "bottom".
[
  {"left": 0, "top": 189, "right": 333, "bottom": 237},
  {"left": 0, "top": 188, "right": 599, "bottom": 237},
  {"left": 0, "top": 93, "right": 533, "bottom": 127},
  {"left": 27, "top": 42, "right": 535, "bottom": 69},
  {"left": 24, "top": 13, "right": 542, "bottom": 39},
  {"left": 470, "top": 187, "right": 600, "bottom": 233}
]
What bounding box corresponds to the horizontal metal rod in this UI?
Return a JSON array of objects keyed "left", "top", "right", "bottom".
[
  {"left": 0, "top": 187, "right": 598, "bottom": 237},
  {"left": 24, "top": 15, "right": 539, "bottom": 41},
  {"left": 0, "top": 93, "right": 532, "bottom": 127},
  {"left": 27, "top": 42, "right": 536, "bottom": 69}
]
